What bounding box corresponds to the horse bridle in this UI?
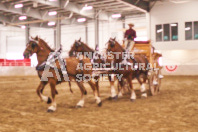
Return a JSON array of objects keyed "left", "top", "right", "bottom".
[
  {"left": 75, "top": 41, "right": 82, "bottom": 48},
  {"left": 105, "top": 39, "right": 115, "bottom": 54},
  {"left": 109, "top": 39, "right": 116, "bottom": 48},
  {"left": 26, "top": 40, "right": 40, "bottom": 55},
  {"left": 74, "top": 41, "right": 105, "bottom": 64},
  {"left": 73, "top": 41, "right": 85, "bottom": 54}
]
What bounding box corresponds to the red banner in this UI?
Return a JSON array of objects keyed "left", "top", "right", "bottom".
[{"left": 0, "top": 59, "right": 31, "bottom": 66}]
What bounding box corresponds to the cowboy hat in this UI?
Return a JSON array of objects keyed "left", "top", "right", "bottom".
[{"left": 128, "top": 23, "right": 134, "bottom": 26}]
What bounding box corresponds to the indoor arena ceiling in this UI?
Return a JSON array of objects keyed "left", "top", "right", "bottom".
[{"left": 0, "top": 0, "right": 160, "bottom": 28}]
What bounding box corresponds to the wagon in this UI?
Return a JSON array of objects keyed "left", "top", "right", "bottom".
[{"left": 131, "top": 41, "right": 163, "bottom": 96}]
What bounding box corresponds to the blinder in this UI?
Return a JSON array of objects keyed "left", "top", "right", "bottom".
[
  {"left": 75, "top": 41, "right": 81, "bottom": 48},
  {"left": 32, "top": 42, "right": 37, "bottom": 49},
  {"left": 109, "top": 40, "right": 115, "bottom": 48}
]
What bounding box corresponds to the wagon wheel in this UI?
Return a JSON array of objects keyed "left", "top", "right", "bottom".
[
  {"left": 157, "top": 69, "right": 162, "bottom": 93},
  {"left": 148, "top": 70, "right": 161, "bottom": 96}
]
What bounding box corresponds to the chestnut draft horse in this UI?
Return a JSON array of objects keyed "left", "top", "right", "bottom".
[
  {"left": 106, "top": 38, "right": 149, "bottom": 101},
  {"left": 69, "top": 39, "right": 119, "bottom": 100},
  {"left": 23, "top": 36, "right": 102, "bottom": 112}
]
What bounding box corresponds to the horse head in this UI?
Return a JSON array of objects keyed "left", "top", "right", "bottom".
[
  {"left": 69, "top": 38, "right": 92, "bottom": 57},
  {"left": 69, "top": 39, "right": 80, "bottom": 56},
  {"left": 106, "top": 37, "right": 123, "bottom": 53},
  {"left": 23, "top": 36, "right": 54, "bottom": 59},
  {"left": 23, "top": 36, "right": 41, "bottom": 59}
]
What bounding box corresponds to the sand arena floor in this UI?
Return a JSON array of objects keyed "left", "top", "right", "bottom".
[{"left": 0, "top": 76, "right": 198, "bottom": 132}]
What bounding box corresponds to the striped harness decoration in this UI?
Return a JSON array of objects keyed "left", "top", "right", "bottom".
[{"left": 36, "top": 49, "right": 69, "bottom": 81}]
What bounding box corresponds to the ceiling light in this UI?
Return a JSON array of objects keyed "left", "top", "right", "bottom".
[
  {"left": 15, "top": 4, "right": 23, "bottom": 8},
  {"left": 112, "top": 14, "right": 121, "bottom": 18},
  {"left": 48, "top": 11, "right": 57, "bottom": 16},
  {"left": 19, "top": 16, "right": 27, "bottom": 20},
  {"left": 48, "top": 21, "right": 56, "bottom": 26},
  {"left": 21, "top": 25, "right": 26, "bottom": 29},
  {"left": 82, "top": 4, "right": 93, "bottom": 10},
  {"left": 77, "top": 18, "right": 86, "bottom": 23}
]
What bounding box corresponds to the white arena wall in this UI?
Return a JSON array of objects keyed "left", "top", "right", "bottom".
[
  {"left": 150, "top": 0, "right": 198, "bottom": 75},
  {"left": 0, "top": 25, "right": 25, "bottom": 59}
]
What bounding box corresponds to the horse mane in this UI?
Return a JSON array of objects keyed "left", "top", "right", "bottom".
[
  {"left": 81, "top": 42, "right": 94, "bottom": 52},
  {"left": 39, "top": 38, "right": 54, "bottom": 52}
]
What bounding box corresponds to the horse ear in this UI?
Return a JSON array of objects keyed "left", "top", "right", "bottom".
[
  {"left": 35, "top": 36, "right": 39, "bottom": 41},
  {"left": 110, "top": 42, "right": 115, "bottom": 48},
  {"left": 79, "top": 37, "right": 81, "bottom": 42},
  {"left": 31, "top": 36, "right": 38, "bottom": 41},
  {"left": 113, "top": 37, "right": 116, "bottom": 40}
]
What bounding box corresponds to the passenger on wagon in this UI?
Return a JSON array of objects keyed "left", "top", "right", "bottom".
[{"left": 122, "top": 23, "right": 136, "bottom": 64}]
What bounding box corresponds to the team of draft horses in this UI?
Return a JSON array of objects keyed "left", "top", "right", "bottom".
[{"left": 23, "top": 36, "right": 151, "bottom": 112}]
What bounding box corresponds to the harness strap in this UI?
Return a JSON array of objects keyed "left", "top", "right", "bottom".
[
  {"left": 36, "top": 61, "right": 46, "bottom": 71},
  {"left": 36, "top": 51, "right": 70, "bottom": 81},
  {"left": 92, "top": 50, "right": 107, "bottom": 69},
  {"left": 79, "top": 59, "right": 84, "bottom": 76}
]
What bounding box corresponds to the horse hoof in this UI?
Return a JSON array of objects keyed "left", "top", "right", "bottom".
[
  {"left": 98, "top": 102, "right": 102, "bottom": 107},
  {"left": 141, "top": 96, "right": 147, "bottom": 99},
  {"left": 55, "top": 90, "right": 58, "bottom": 95},
  {"left": 47, "top": 97, "right": 52, "bottom": 104},
  {"left": 76, "top": 105, "right": 82, "bottom": 108},
  {"left": 112, "top": 95, "right": 118, "bottom": 101},
  {"left": 108, "top": 95, "right": 118, "bottom": 101},
  {"left": 130, "top": 99, "right": 135, "bottom": 102},
  {"left": 47, "top": 109, "right": 54, "bottom": 113},
  {"left": 108, "top": 97, "right": 112, "bottom": 100}
]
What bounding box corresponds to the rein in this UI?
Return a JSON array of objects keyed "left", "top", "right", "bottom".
[{"left": 80, "top": 43, "right": 106, "bottom": 66}]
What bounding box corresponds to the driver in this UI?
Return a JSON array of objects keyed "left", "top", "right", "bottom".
[{"left": 122, "top": 23, "right": 136, "bottom": 64}]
